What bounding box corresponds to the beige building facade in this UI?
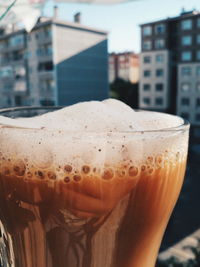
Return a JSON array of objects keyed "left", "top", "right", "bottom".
[
  {"left": 177, "top": 63, "right": 200, "bottom": 125},
  {"left": 139, "top": 50, "right": 170, "bottom": 111}
]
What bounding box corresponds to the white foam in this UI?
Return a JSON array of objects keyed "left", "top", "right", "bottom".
[
  {"left": 0, "top": 99, "right": 188, "bottom": 173},
  {"left": 0, "top": 99, "right": 184, "bottom": 132}
]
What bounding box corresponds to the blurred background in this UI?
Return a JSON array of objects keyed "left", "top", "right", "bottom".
[{"left": 0, "top": 0, "right": 200, "bottom": 266}]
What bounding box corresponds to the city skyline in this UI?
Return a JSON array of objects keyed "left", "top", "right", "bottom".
[{"left": 44, "top": 0, "right": 200, "bottom": 53}]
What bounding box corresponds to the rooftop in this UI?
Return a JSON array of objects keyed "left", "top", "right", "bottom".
[
  {"left": 140, "top": 9, "right": 200, "bottom": 27},
  {"left": 0, "top": 15, "right": 108, "bottom": 40}
]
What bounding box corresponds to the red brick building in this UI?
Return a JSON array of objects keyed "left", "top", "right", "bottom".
[{"left": 109, "top": 52, "right": 139, "bottom": 83}]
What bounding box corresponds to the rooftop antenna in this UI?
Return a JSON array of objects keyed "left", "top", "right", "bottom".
[{"left": 181, "top": 7, "right": 185, "bottom": 14}]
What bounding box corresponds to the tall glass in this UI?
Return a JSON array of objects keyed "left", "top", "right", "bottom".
[{"left": 0, "top": 107, "right": 189, "bottom": 267}]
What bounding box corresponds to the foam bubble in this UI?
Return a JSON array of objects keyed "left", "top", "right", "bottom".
[
  {"left": 0, "top": 99, "right": 188, "bottom": 180},
  {"left": 0, "top": 99, "right": 184, "bottom": 132}
]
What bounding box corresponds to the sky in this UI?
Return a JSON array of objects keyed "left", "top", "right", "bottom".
[{"left": 44, "top": 0, "right": 200, "bottom": 53}]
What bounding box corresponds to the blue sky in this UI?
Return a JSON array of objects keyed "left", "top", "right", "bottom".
[{"left": 44, "top": 0, "right": 200, "bottom": 53}]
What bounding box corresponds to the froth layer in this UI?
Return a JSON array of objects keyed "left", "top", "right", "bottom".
[
  {"left": 0, "top": 99, "right": 184, "bottom": 132},
  {"left": 0, "top": 99, "right": 188, "bottom": 179}
]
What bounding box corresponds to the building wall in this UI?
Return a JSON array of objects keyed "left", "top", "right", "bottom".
[
  {"left": 109, "top": 53, "right": 139, "bottom": 84},
  {"left": 139, "top": 50, "right": 169, "bottom": 111},
  {"left": 0, "top": 31, "right": 28, "bottom": 107},
  {"left": 0, "top": 19, "right": 109, "bottom": 108},
  {"left": 140, "top": 11, "right": 200, "bottom": 120},
  {"left": 28, "top": 24, "right": 55, "bottom": 106},
  {"left": 27, "top": 29, "right": 42, "bottom": 106},
  {"left": 108, "top": 55, "right": 116, "bottom": 83},
  {"left": 177, "top": 63, "right": 200, "bottom": 125},
  {"left": 54, "top": 24, "right": 109, "bottom": 105}
]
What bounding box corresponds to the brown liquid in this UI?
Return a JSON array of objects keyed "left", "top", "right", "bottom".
[{"left": 0, "top": 155, "right": 186, "bottom": 267}]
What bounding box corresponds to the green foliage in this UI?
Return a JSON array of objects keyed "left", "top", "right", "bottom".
[{"left": 109, "top": 78, "right": 138, "bottom": 108}]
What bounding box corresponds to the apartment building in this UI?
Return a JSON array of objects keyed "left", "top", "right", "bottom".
[
  {"left": 0, "top": 12, "right": 109, "bottom": 107},
  {"left": 139, "top": 9, "right": 200, "bottom": 129},
  {"left": 109, "top": 52, "right": 139, "bottom": 83}
]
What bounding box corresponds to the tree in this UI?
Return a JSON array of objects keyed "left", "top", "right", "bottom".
[{"left": 110, "top": 78, "right": 138, "bottom": 108}]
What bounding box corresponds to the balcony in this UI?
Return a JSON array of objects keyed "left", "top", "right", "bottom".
[
  {"left": 40, "top": 98, "right": 55, "bottom": 106},
  {"left": 36, "top": 28, "right": 52, "bottom": 45},
  {"left": 36, "top": 45, "right": 53, "bottom": 62},
  {"left": 37, "top": 54, "right": 53, "bottom": 63},
  {"left": 38, "top": 70, "right": 53, "bottom": 80},
  {"left": 0, "top": 83, "right": 13, "bottom": 93},
  {"left": 14, "top": 80, "right": 27, "bottom": 95},
  {"left": 37, "top": 61, "right": 54, "bottom": 78},
  {"left": 39, "top": 89, "right": 55, "bottom": 99},
  {"left": 0, "top": 43, "right": 25, "bottom": 53}
]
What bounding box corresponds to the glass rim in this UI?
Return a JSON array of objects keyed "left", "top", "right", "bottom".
[{"left": 0, "top": 106, "right": 190, "bottom": 134}]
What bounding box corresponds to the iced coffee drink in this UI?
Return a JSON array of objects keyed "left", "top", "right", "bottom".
[{"left": 0, "top": 100, "right": 189, "bottom": 267}]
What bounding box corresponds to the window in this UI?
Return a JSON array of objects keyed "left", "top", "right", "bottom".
[
  {"left": 45, "top": 27, "right": 52, "bottom": 38},
  {"left": 25, "top": 51, "right": 32, "bottom": 59},
  {"left": 14, "top": 81, "right": 26, "bottom": 92},
  {"left": 195, "top": 113, "right": 200, "bottom": 121},
  {"left": 12, "top": 51, "right": 23, "bottom": 61},
  {"left": 46, "top": 80, "right": 55, "bottom": 92},
  {"left": 0, "top": 66, "right": 13, "bottom": 78},
  {"left": 182, "top": 36, "right": 192, "bottom": 46},
  {"left": 37, "top": 48, "right": 43, "bottom": 56},
  {"left": 15, "top": 96, "right": 22, "bottom": 106},
  {"left": 197, "top": 82, "right": 200, "bottom": 92},
  {"left": 40, "top": 100, "right": 55, "bottom": 106},
  {"left": 38, "top": 61, "right": 54, "bottom": 71},
  {"left": 156, "top": 83, "right": 164, "bottom": 91},
  {"left": 7, "top": 97, "right": 11, "bottom": 106},
  {"left": 196, "top": 98, "right": 200, "bottom": 106},
  {"left": 143, "top": 41, "right": 152, "bottom": 51},
  {"left": 181, "top": 98, "right": 190, "bottom": 106},
  {"left": 156, "top": 54, "right": 164, "bottom": 62},
  {"left": 181, "top": 19, "right": 192, "bottom": 30},
  {"left": 144, "top": 70, "right": 151, "bottom": 77},
  {"left": 155, "top": 39, "right": 165, "bottom": 49},
  {"left": 197, "top": 34, "right": 200, "bottom": 44},
  {"left": 196, "top": 51, "right": 200, "bottom": 60},
  {"left": 29, "top": 83, "right": 33, "bottom": 90},
  {"left": 143, "top": 84, "right": 151, "bottom": 91},
  {"left": 155, "top": 24, "right": 165, "bottom": 34},
  {"left": 46, "top": 44, "right": 52, "bottom": 56},
  {"left": 155, "top": 97, "right": 163, "bottom": 105},
  {"left": 142, "top": 26, "right": 152, "bottom": 36},
  {"left": 143, "top": 56, "right": 151, "bottom": 63},
  {"left": 181, "top": 66, "right": 191, "bottom": 75},
  {"left": 156, "top": 69, "right": 164, "bottom": 77},
  {"left": 14, "top": 66, "right": 26, "bottom": 79},
  {"left": 181, "top": 112, "right": 189, "bottom": 120},
  {"left": 9, "top": 34, "right": 24, "bottom": 47},
  {"left": 181, "top": 51, "right": 192, "bottom": 61},
  {"left": 143, "top": 97, "right": 151, "bottom": 105},
  {"left": 197, "top": 18, "right": 200, "bottom": 28},
  {"left": 197, "top": 66, "right": 200, "bottom": 76},
  {"left": 181, "top": 83, "right": 190, "bottom": 92}
]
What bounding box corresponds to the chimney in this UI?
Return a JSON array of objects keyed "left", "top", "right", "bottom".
[
  {"left": 54, "top": 6, "right": 58, "bottom": 20},
  {"left": 74, "top": 12, "right": 81, "bottom": 23}
]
